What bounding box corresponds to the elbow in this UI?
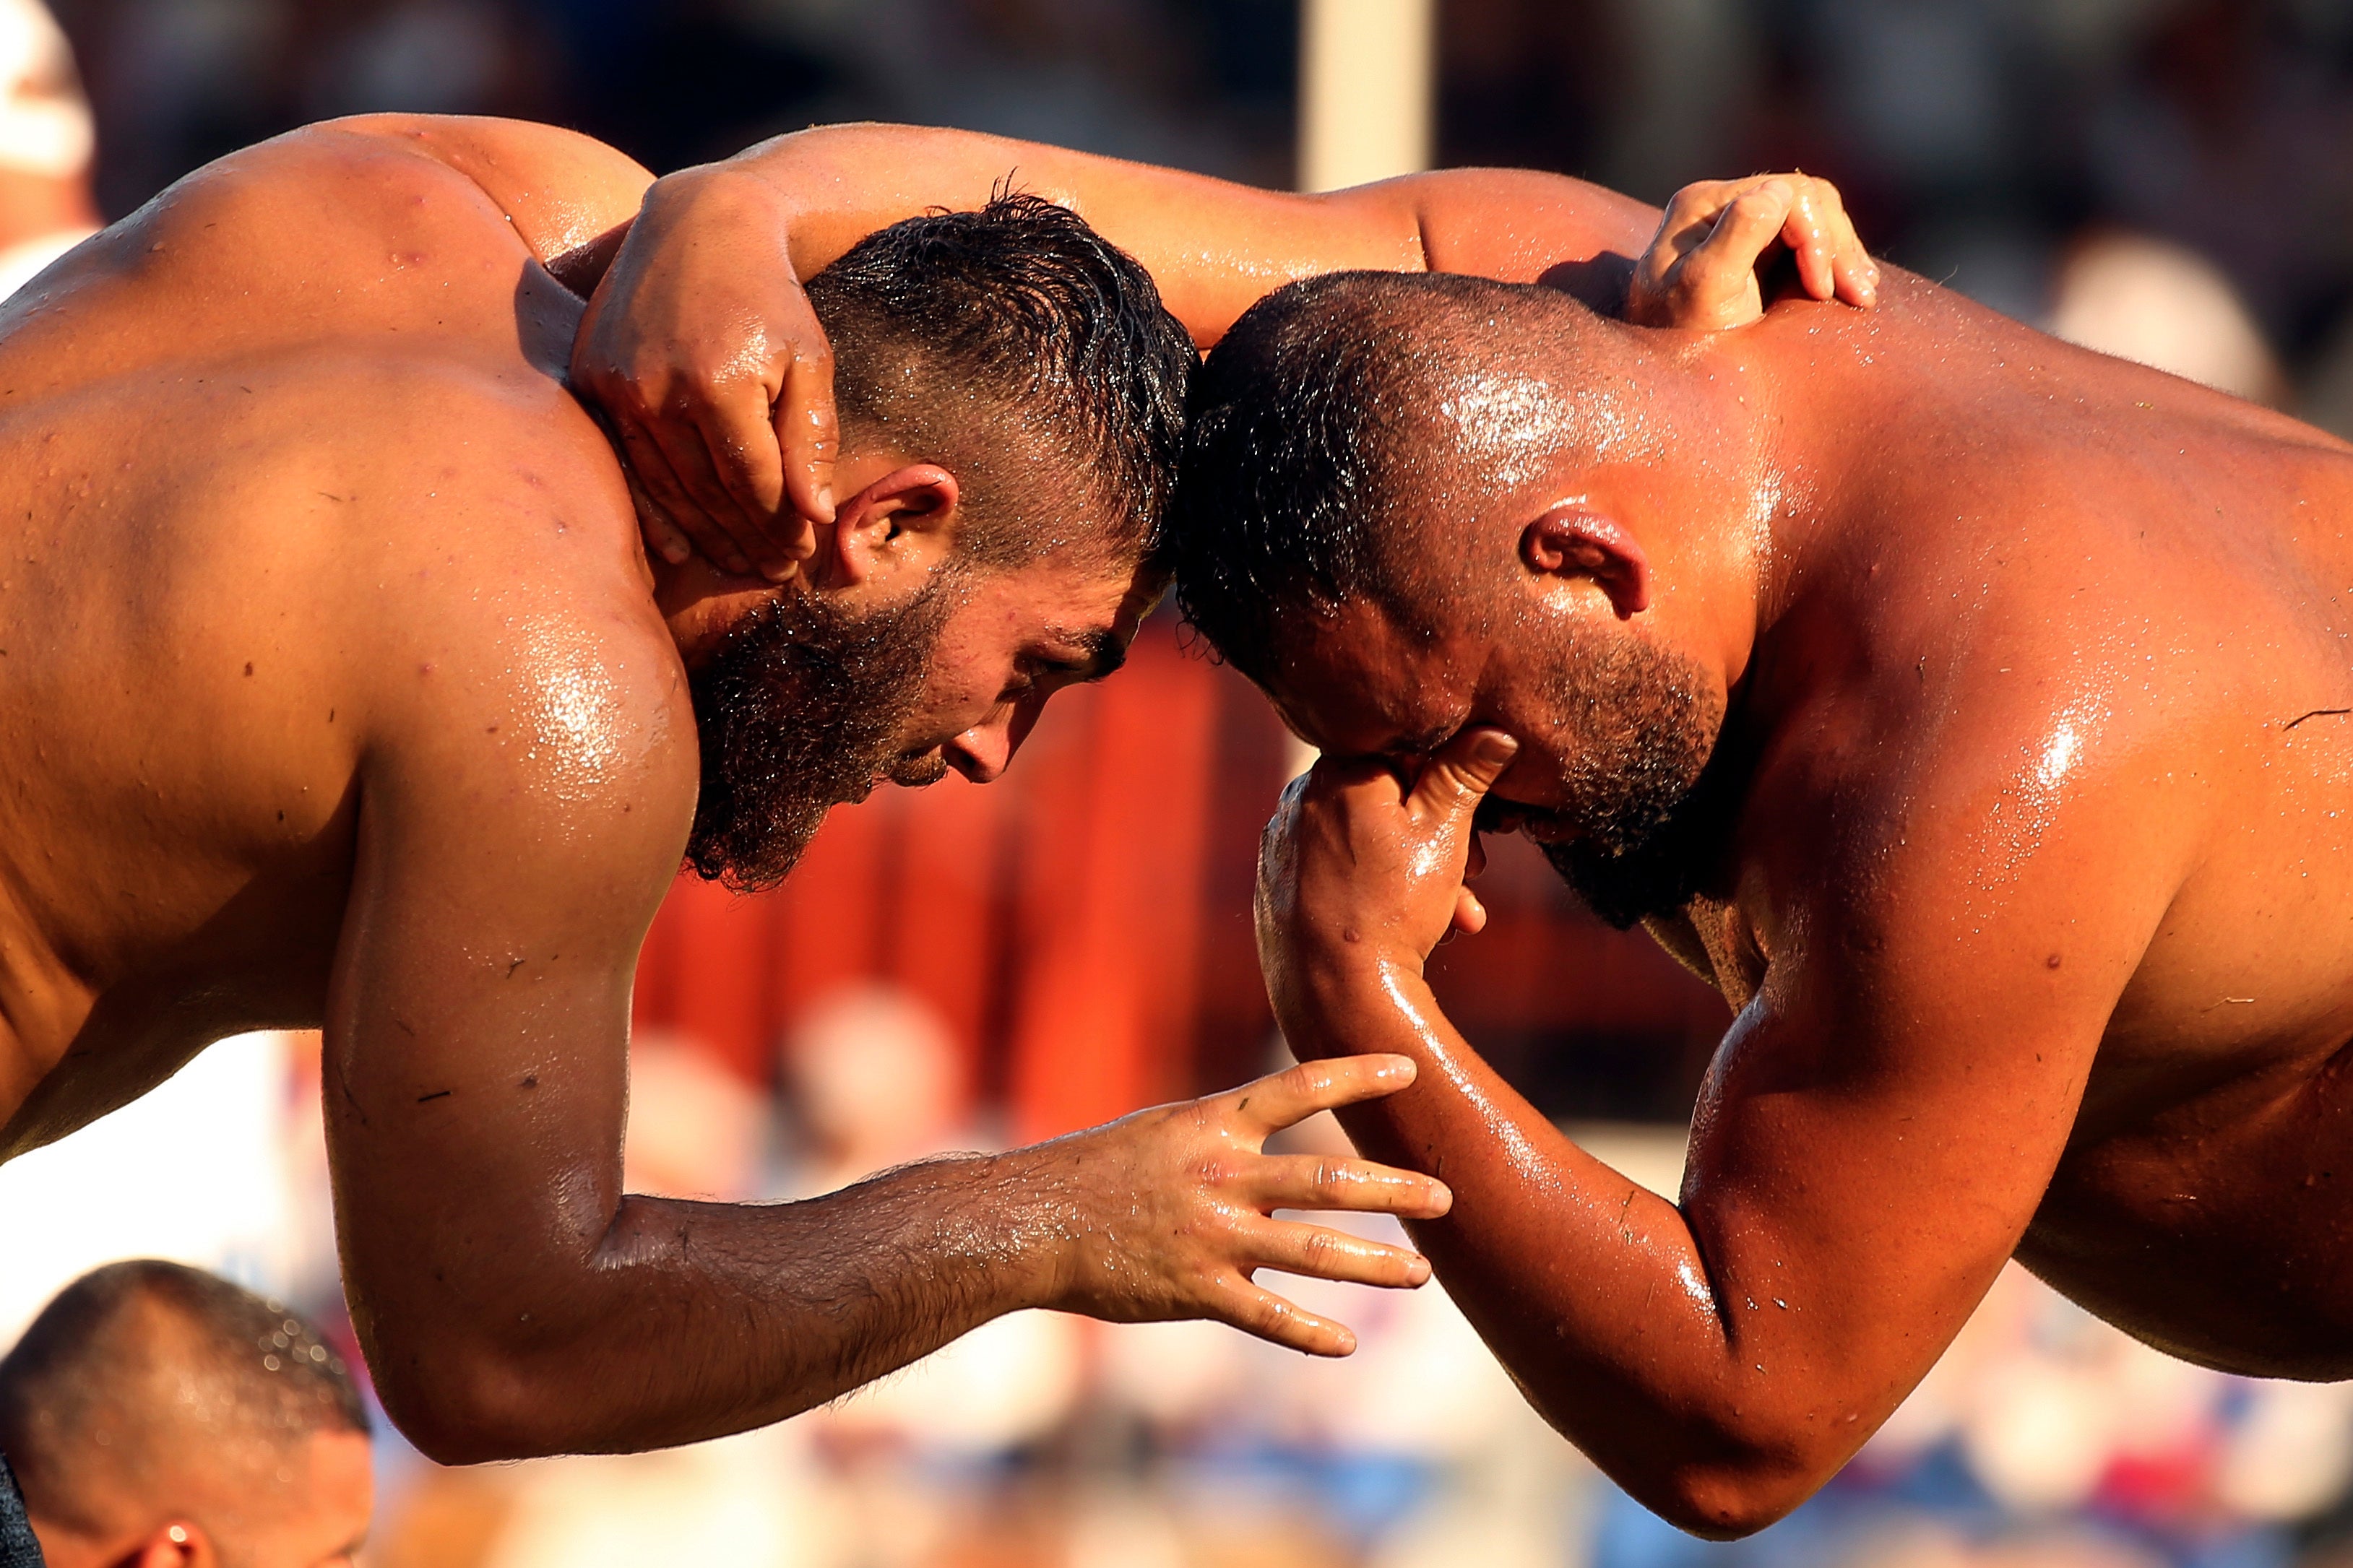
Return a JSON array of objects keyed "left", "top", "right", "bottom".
[
  {"left": 1638, "top": 1463, "right": 1822, "bottom": 1541},
  {"left": 369, "top": 1335, "right": 572, "bottom": 1466},
  {"left": 1573, "top": 1407, "right": 1844, "bottom": 1541}
]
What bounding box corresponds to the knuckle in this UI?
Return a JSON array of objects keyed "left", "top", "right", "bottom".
[
  {"left": 1194, "top": 1153, "right": 1240, "bottom": 1190},
  {"left": 1312, "top": 1158, "right": 1347, "bottom": 1198}
]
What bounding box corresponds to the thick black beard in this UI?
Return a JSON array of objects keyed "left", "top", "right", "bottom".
[{"left": 686, "top": 584, "right": 952, "bottom": 892}]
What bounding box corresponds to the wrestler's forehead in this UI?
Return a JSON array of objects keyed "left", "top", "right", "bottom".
[
  {"left": 951, "top": 558, "right": 1153, "bottom": 646},
  {"left": 1265, "top": 600, "right": 1474, "bottom": 755}
]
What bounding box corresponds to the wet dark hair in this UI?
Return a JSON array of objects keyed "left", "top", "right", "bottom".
[
  {"left": 0, "top": 1261, "right": 366, "bottom": 1532},
  {"left": 805, "top": 190, "right": 1196, "bottom": 572},
  {"left": 1170, "top": 269, "right": 1585, "bottom": 678}
]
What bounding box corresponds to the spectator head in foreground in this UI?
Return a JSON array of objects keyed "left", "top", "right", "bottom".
[
  {"left": 0, "top": 1261, "right": 371, "bottom": 1568},
  {"left": 682, "top": 191, "right": 1193, "bottom": 892},
  {"left": 784, "top": 983, "right": 965, "bottom": 1188},
  {"left": 0, "top": 0, "right": 96, "bottom": 297}
]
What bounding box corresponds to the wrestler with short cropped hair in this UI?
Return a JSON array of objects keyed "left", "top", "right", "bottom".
[
  {"left": 0, "top": 118, "right": 1454, "bottom": 1479},
  {"left": 0, "top": 1261, "right": 371, "bottom": 1568},
  {"left": 0, "top": 112, "right": 1844, "bottom": 1491},
  {"left": 1158, "top": 260, "right": 2353, "bottom": 1536}
]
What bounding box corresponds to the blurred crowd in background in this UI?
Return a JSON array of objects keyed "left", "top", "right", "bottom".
[
  {"left": 36, "top": 0, "right": 2353, "bottom": 420},
  {"left": 14, "top": 1, "right": 2353, "bottom": 1565}
]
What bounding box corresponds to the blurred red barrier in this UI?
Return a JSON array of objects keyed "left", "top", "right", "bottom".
[{"left": 631, "top": 612, "right": 1727, "bottom": 1132}]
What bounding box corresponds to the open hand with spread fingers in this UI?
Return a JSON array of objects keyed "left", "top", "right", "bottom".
[
  {"left": 1028, "top": 1053, "right": 1453, "bottom": 1356},
  {"left": 1625, "top": 172, "right": 1879, "bottom": 332}
]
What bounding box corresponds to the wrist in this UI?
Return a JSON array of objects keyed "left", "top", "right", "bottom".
[
  {"left": 956, "top": 1146, "right": 1083, "bottom": 1316},
  {"left": 1288, "top": 927, "right": 1425, "bottom": 1004},
  {"left": 647, "top": 162, "right": 796, "bottom": 240},
  {"left": 1276, "top": 945, "right": 1437, "bottom": 1058}
]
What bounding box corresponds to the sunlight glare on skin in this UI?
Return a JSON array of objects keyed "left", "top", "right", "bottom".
[
  {"left": 1433, "top": 365, "right": 1662, "bottom": 495},
  {"left": 515, "top": 617, "right": 634, "bottom": 807},
  {"left": 2037, "top": 722, "right": 2084, "bottom": 792},
  {"left": 1966, "top": 685, "right": 2114, "bottom": 906},
  {"left": 1438, "top": 373, "right": 1564, "bottom": 466}
]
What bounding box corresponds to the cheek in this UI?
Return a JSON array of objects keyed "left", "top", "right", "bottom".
[
  {"left": 915, "top": 659, "right": 999, "bottom": 723},
  {"left": 907, "top": 627, "right": 990, "bottom": 702}
]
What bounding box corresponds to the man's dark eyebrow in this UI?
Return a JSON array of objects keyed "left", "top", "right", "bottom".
[{"left": 1046, "top": 628, "right": 1127, "bottom": 683}]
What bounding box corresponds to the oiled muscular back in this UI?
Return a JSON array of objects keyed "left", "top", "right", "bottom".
[
  {"left": 1692, "top": 277, "right": 2353, "bottom": 1372},
  {"left": 1750, "top": 280, "right": 2353, "bottom": 1076},
  {"left": 0, "top": 119, "right": 659, "bottom": 1145}
]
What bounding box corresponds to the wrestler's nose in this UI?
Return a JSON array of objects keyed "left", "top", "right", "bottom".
[{"left": 944, "top": 714, "right": 1016, "bottom": 784}]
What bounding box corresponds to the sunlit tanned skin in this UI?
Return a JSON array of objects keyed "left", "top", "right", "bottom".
[
  {"left": 1203, "top": 261, "right": 2353, "bottom": 1536},
  {"left": 0, "top": 113, "right": 1859, "bottom": 1465},
  {"left": 571, "top": 131, "right": 1876, "bottom": 575},
  {"left": 0, "top": 115, "right": 1477, "bottom": 1464}
]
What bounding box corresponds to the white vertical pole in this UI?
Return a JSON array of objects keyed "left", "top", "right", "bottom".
[
  {"left": 1285, "top": 0, "right": 1438, "bottom": 780},
  {"left": 1297, "top": 0, "right": 1437, "bottom": 194}
]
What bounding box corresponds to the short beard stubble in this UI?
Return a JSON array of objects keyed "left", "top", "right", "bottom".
[{"left": 1527, "top": 625, "right": 1731, "bottom": 930}]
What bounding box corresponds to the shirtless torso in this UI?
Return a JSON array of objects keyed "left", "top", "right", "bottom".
[
  {"left": 0, "top": 109, "right": 1868, "bottom": 1464},
  {"left": 0, "top": 116, "right": 657, "bottom": 1152},
  {"left": 1726, "top": 285, "right": 2353, "bottom": 1374},
  {"left": 1206, "top": 268, "right": 2353, "bottom": 1530},
  {"left": 0, "top": 116, "right": 1499, "bottom": 1461}
]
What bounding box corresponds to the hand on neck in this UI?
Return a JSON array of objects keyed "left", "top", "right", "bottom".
[{"left": 651, "top": 450, "right": 962, "bottom": 664}]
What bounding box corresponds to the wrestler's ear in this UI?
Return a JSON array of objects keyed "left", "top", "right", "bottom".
[
  {"left": 824, "top": 464, "right": 961, "bottom": 589},
  {"left": 1519, "top": 504, "right": 1652, "bottom": 619}
]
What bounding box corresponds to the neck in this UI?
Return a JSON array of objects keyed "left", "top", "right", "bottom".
[
  {"left": 649, "top": 553, "right": 793, "bottom": 667},
  {"left": 1658, "top": 302, "right": 1902, "bottom": 705}
]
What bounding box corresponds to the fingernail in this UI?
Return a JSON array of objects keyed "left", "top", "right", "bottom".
[
  {"left": 1475, "top": 732, "right": 1518, "bottom": 765},
  {"left": 1426, "top": 1182, "right": 1454, "bottom": 1216},
  {"left": 662, "top": 541, "right": 690, "bottom": 564},
  {"left": 761, "top": 560, "right": 794, "bottom": 584},
  {"left": 1407, "top": 1255, "right": 1432, "bottom": 1285},
  {"left": 815, "top": 485, "right": 835, "bottom": 517}
]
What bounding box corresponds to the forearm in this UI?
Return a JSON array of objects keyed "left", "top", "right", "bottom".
[
  {"left": 1282, "top": 962, "right": 1849, "bottom": 1533},
  {"left": 677, "top": 122, "right": 1659, "bottom": 342},
  {"left": 353, "top": 1147, "right": 1065, "bottom": 1463}
]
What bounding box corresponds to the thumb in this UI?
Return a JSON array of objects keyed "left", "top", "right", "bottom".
[{"left": 1409, "top": 728, "right": 1519, "bottom": 825}]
